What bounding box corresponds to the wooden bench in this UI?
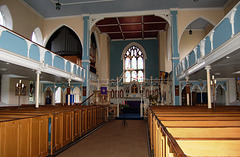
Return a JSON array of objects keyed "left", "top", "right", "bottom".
[
  {"left": 0, "top": 105, "right": 108, "bottom": 156},
  {"left": 148, "top": 106, "right": 240, "bottom": 157}
]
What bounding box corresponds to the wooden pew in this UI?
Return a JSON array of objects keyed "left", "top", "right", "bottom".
[
  {"left": 0, "top": 105, "right": 108, "bottom": 156},
  {"left": 148, "top": 106, "right": 240, "bottom": 157}
]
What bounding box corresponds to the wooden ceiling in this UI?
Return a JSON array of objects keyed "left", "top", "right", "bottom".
[{"left": 95, "top": 15, "right": 167, "bottom": 40}]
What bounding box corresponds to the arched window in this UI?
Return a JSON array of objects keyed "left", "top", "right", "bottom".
[
  {"left": 55, "top": 87, "right": 62, "bottom": 103},
  {"left": 31, "top": 27, "right": 43, "bottom": 45},
  {"left": 0, "top": 11, "right": 5, "bottom": 26},
  {"left": 123, "top": 45, "right": 145, "bottom": 83},
  {"left": 0, "top": 5, "right": 13, "bottom": 29}
]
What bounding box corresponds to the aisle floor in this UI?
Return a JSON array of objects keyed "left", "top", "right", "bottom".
[{"left": 57, "top": 120, "right": 149, "bottom": 157}]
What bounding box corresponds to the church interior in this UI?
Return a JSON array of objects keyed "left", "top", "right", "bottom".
[{"left": 0, "top": 0, "right": 240, "bottom": 156}]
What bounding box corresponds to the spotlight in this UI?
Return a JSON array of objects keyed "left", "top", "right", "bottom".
[{"left": 56, "top": 0, "right": 61, "bottom": 10}]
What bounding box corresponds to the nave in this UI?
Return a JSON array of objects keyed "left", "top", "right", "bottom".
[{"left": 57, "top": 120, "right": 149, "bottom": 157}]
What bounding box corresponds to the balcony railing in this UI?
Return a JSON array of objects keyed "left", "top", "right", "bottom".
[
  {"left": 176, "top": 2, "right": 240, "bottom": 77},
  {"left": 0, "top": 25, "right": 85, "bottom": 80}
]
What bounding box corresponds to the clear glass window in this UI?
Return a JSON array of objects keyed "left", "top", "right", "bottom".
[{"left": 0, "top": 11, "right": 5, "bottom": 26}]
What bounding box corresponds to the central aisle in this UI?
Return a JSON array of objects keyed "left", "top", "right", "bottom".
[{"left": 57, "top": 120, "right": 149, "bottom": 157}]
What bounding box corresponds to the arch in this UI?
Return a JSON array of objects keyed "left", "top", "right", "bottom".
[
  {"left": 0, "top": 31, "right": 28, "bottom": 57},
  {"left": 44, "top": 51, "right": 52, "bottom": 66},
  {"left": 66, "top": 61, "right": 71, "bottom": 73},
  {"left": 120, "top": 89, "right": 124, "bottom": 98},
  {"left": 31, "top": 27, "right": 43, "bottom": 45},
  {"left": 43, "top": 24, "right": 83, "bottom": 47},
  {"left": 92, "top": 31, "right": 101, "bottom": 63},
  {"left": 73, "top": 86, "right": 81, "bottom": 103},
  {"left": 191, "top": 85, "right": 201, "bottom": 106},
  {"left": 122, "top": 43, "right": 146, "bottom": 83},
  {"left": 213, "top": 18, "right": 232, "bottom": 50},
  {"left": 29, "top": 44, "right": 40, "bottom": 61},
  {"left": 216, "top": 84, "right": 226, "bottom": 92},
  {"left": 55, "top": 87, "right": 63, "bottom": 103},
  {"left": 0, "top": 5, "right": 13, "bottom": 30},
  {"left": 73, "top": 65, "right": 77, "bottom": 74},
  {"left": 44, "top": 87, "right": 53, "bottom": 105},
  {"left": 78, "top": 67, "right": 81, "bottom": 76},
  {"left": 45, "top": 25, "right": 83, "bottom": 59},
  {"left": 179, "top": 17, "right": 215, "bottom": 56},
  {"left": 111, "top": 89, "right": 115, "bottom": 98},
  {"left": 191, "top": 84, "right": 201, "bottom": 92},
  {"left": 146, "top": 89, "right": 150, "bottom": 98},
  {"left": 53, "top": 55, "right": 65, "bottom": 70},
  {"left": 216, "top": 84, "right": 226, "bottom": 106}
]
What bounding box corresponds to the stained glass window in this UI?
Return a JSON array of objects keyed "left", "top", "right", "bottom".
[
  {"left": 125, "top": 57, "right": 130, "bottom": 70},
  {"left": 125, "top": 71, "right": 130, "bottom": 82},
  {"left": 132, "top": 56, "right": 137, "bottom": 69},
  {"left": 132, "top": 71, "right": 137, "bottom": 82},
  {"left": 138, "top": 71, "right": 143, "bottom": 82},
  {"left": 124, "top": 45, "right": 145, "bottom": 83},
  {"left": 138, "top": 57, "right": 143, "bottom": 69}
]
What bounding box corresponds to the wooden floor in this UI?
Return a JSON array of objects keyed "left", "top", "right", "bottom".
[{"left": 57, "top": 120, "right": 149, "bottom": 157}]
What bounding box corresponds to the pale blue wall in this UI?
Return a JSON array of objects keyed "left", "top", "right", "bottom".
[{"left": 110, "top": 39, "right": 159, "bottom": 79}]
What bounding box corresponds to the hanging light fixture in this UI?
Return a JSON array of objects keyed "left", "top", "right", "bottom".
[
  {"left": 189, "top": 24, "right": 192, "bottom": 35},
  {"left": 56, "top": 0, "right": 61, "bottom": 10}
]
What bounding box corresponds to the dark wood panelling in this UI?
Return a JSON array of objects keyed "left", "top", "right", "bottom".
[
  {"left": 124, "top": 32, "right": 142, "bottom": 39},
  {"left": 121, "top": 24, "right": 142, "bottom": 32},
  {"left": 118, "top": 16, "right": 142, "bottom": 23},
  {"left": 96, "top": 18, "right": 118, "bottom": 25},
  {"left": 96, "top": 15, "right": 167, "bottom": 40},
  {"left": 98, "top": 25, "right": 121, "bottom": 33}
]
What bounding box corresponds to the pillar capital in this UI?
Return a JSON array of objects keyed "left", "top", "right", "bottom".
[
  {"left": 36, "top": 70, "right": 41, "bottom": 75},
  {"left": 205, "top": 65, "right": 211, "bottom": 71}
]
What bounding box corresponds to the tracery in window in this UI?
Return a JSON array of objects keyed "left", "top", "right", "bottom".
[{"left": 124, "top": 45, "right": 144, "bottom": 83}]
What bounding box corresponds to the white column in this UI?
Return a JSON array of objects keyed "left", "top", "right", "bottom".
[
  {"left": 185, "top": 76, "right": 190, "bottom": 106},
  {"left": 205, "top": 66, "right": 212, "bottom": 109},
  {"left": 35, "top": 70, "right": 41, "bottom": 108},
  {"left": 68, "top": 79, "right": 71, "bottom": 106}
]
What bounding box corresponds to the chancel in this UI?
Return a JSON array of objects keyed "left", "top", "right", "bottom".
[{"left": 0, "top": 0, "right": 240, "bottom": 156}]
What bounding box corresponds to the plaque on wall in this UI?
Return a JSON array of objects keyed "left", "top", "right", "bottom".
[{"left": 175, "top": 85, "right": 179, "bottom": 96}]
